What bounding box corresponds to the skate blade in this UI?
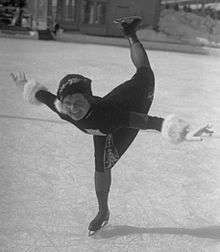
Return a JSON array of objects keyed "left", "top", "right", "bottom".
[
  {"left": 113, "top": 16, "right": 142, "bottom": 24},
  {"left": 88, "top": 220, "right": 108, "bottom": 237}
]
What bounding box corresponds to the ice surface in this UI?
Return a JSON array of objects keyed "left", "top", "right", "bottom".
[{"left": 0, "top": 38, "right": 220, "bottom": 251}]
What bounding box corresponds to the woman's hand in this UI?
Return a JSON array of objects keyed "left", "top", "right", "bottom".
[
  {"left": 10, "top": 72, "right": 28, "bottom": 91},
  {"left": 185, "top": 123, "right": 214, "bottom": 141},
  {"left": 10, "top": 72, "right": 47, "bottom": 105}
]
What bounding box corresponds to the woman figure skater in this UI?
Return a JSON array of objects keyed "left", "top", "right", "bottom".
[{"left": 11, "top": 17, "right": 213, "bottom": 235}]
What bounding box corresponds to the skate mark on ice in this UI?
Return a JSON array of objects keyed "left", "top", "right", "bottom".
[
  {"left": 95, "top": 225, "right": 220, "bottom": 240},
  {"left": 0, "top": 114, "right": 67, "bottom": 124}
]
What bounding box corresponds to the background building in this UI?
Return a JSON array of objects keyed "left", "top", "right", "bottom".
[
  {"left": 27, "top": 0, "right": 48, "bottom": 29},
  {"left": 1, "top": 0, "right": 219, "bottom": 39},
  {"left": 53, "top": 0, "right": 161, "bottom": 36},
  {"left": 27, "top": 0, "right": 161, "bottom": 36}
]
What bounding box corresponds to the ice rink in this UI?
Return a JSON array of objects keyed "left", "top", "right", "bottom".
[{"left": 0, "top": 38, "right": 220, "bottom": 251}]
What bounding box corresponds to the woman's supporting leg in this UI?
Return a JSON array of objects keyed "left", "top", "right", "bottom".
[
  {"left": 95, "top": 170, "right": 111, "bottom": 214},
  {"left": 88, "top": 170, "right": 111, "bottom": 234}
]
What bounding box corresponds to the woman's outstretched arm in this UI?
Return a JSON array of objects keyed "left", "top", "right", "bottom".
[{"left": 128, "top": 112, "right": 213, "bottom": 144}]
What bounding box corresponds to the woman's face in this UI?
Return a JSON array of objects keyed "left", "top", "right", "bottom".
[{"left": 62, "top": 93, "right": 91, "bottom": 120}]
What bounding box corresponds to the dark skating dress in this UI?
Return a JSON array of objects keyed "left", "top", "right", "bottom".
[{"left": 36, "top": 67, "right": 155, "bottom": 172}]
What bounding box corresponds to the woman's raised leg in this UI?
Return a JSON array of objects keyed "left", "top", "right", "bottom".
[{"left": 115, "top": 16, "right": 151, "bottom": 69}]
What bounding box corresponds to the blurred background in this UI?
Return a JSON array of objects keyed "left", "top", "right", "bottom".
[{"left": 0, "top": 0, "right": 220, "bottom": 45}]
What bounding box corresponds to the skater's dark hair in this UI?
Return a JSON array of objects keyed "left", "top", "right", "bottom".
[{"left": 57, "top": 74, "right": 92, "bottom": 101}]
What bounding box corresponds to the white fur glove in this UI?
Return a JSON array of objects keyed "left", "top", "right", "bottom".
[
  {"left": 161, "top": 114, "right": 190, "bottom": 144},
  {"left": 23, "top": 79, "right": 48, "bottom": 105}
]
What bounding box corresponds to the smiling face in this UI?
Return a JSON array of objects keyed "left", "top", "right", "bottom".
[{"left": 62, "top": 93, "right": 91, "bottom": 120}]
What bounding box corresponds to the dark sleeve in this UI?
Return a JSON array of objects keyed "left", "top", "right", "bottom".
[
  {"left": 128, "top": 113, "right": 164, "bottom": 131},
  {"left": 146, "top": 115, "right": 164, "bottom": 131},
  {"left": 35, "top": 90, "right": 58, "bottom": 113}
]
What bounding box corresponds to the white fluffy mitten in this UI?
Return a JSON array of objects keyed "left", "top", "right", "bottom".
[
  {"left": 23, "top": 79, "right": 48, "bottom": 105},
  {"left": 161, "top": 114, "right": 190, "bottom": 144}
]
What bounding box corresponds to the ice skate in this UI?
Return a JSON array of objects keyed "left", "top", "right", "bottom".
[
  {"left": 88, "top": 210, "right": 110, "bottom": 236},
  {"left": 114, "top": 16, "right": 142, "bottom": 36}
]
